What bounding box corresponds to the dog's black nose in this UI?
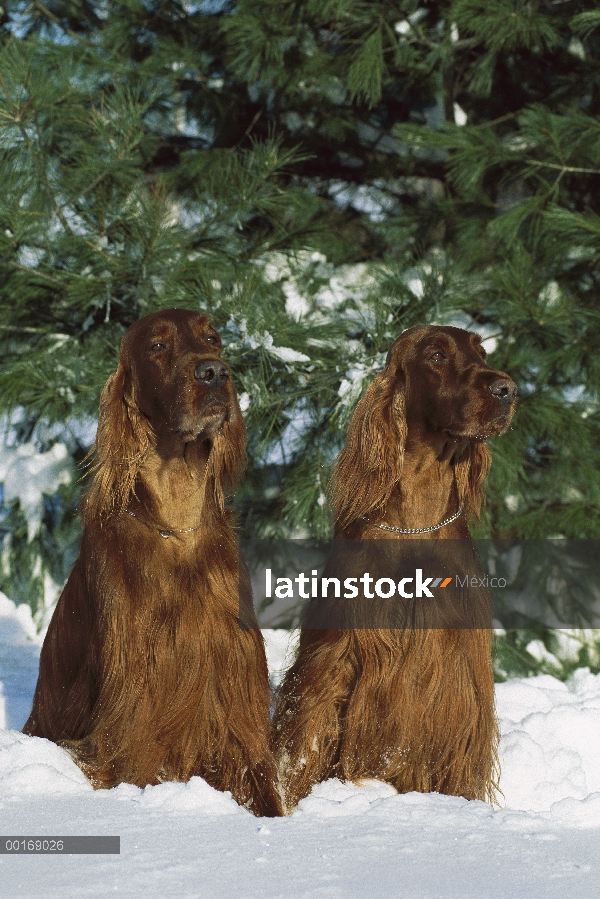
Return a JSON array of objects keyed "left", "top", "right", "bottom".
[
  {"left": 488, "top": 378, "right": 517, "bottom": 405},
  {"left": 194, "top": 360, "right": 230, "bottom": 389}
]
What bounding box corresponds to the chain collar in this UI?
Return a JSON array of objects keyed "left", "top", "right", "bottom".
[
  {"left": 125, "top": 508, "right": 200, "bottom": 540},
  {"left": 371, "top": 507, "right": 463, "bottom": 535}
]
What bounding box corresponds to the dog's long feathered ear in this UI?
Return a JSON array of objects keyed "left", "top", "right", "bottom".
[
  {"left": 332, "top": 369, "right": 407, "bottom": 532},
  {"left": 206, "top": 395, "right": 247, "bottom": 513},
  {"left": 82, "top": 363, "right": 152, "bottom": 525},
  {"left": 454, "top": 442, "right": 492, "bottom": 520}
]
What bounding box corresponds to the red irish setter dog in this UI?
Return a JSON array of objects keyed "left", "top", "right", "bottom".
[
  {"left": 273, "top": 325, "right": 517, "bottom": 810},
  {"left": 24, "top": 309, "right": 282, "bottom": 817}
]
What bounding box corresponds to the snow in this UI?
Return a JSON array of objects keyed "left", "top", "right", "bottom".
[
  {"left": 0, "top": 594, "right": 41, "bottom": 731},
  {"left": 243, "top": 329, "right": 311, "bottom": 364},
  {"left": 238, "top": 391, "right": 251, "bottom": 413},
  {"left": 454, "top": 102, "right": 468, "bottom": 126},
  {"left": 282, "top": 280, "right": 311, "bottom": 321},
  {"left": 263, "top": 628, "right": 298, "bottom": 688},
  {"left": 315, "top": 262, "right": 379, "bottom": 310},
  {"left": 407, "top": 276, "right": 425, "bottom": 298},
  {"left": 497, "top": 671, "right": 600, "bottom": 813},
  {"left": 0, "top": 598, "right": 599, "bottom": 897},
  {"left": 0, "top": 730, "right": 92, "bottom": 797},
  {"left": 337, "top": 358, "right": 387, "bottom": 410},
  {"left": 0, "top": 442, "right": 73, "bottom": 541},
  {"left": 267, "top": 345, "right": 311, "bottom": 364}
]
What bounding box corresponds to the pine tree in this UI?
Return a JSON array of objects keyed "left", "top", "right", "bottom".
[{"left": 0, "top": 1, "right": 598, "bottom": 676}]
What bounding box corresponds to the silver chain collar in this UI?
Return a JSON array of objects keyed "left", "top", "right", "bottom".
[
  {"left": 372, "top": 507, "right": 463, "bottom": 535},
  {"left": 125, "top": 508, "right": 200, "bottom": 540}
]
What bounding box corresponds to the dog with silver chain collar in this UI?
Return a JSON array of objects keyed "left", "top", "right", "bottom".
[{"left": 273, "top": 324, "right": 517, "bottom": 811}]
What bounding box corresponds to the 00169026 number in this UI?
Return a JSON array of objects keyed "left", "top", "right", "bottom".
[
  {"left": 4, "top": 839, "right": 64, "bottom": 852},
  {"left": 0, "top": 835, "right": 120, "bottom": 854}
]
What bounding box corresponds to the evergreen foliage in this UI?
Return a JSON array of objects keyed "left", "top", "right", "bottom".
[{"left": 0, "top": 1, "right": 599, "bottom": 676}]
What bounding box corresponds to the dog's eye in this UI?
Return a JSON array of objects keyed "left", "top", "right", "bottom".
[
  {"left": 429, "top": 351, "right": 446, "bottom": 363},
  {"left": 206, "top": 334, "right": 219, "bottom": 344},
  {"left": 150, "top": 342, "right": 167, "bottom": 351}
]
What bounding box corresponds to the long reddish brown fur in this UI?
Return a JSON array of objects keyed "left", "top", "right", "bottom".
[
  {"left": 273, "top": 325, "right": 517, "bottom": 811},
  {"left": 24, "top": 309, "right": 282, "bottom": 817}
]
